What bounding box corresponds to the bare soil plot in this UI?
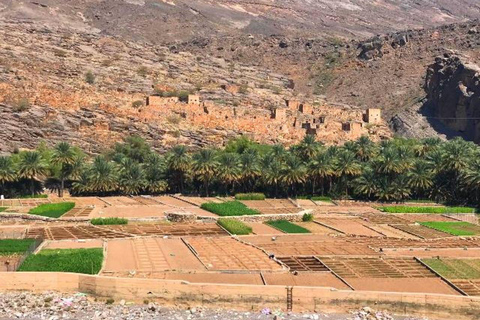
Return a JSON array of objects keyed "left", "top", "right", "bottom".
[
  {"left": 131, "top": 196, "right": 164, "bottom": 206},
  {"left": 61, "top": 207, "right": 94, "bottom": 218},
  {"left": 248, "top": 223, "right": 284, "bottom": 235},
  {"left": 312, "top": 206, "right": 379, "bottom": 215},
  {"left": 185, "top": 237, "right": 283, "bottom": 271},
  {"left": 385, "top": 248, "right": 480, "bottom": 258},
  {"left": 90, "top": 205, "right": 169, "bottom": 219},
  {"left": 169, "top": 207, "right": 218, "bottom": 217},
  {"left": 398, "top": 214, "right": 457, "bottom": 223},
  {"left": 67, "top": 197, "right": 106, "bottom": 207},
  {"left": 356, "top": 213, "right": 408, "bottom": 224},
  {"left": 106, "top": 271, "right": 264, "bottom": 284},
  {"left": 390, "top": 224, "right": 453, "bottom": 239},
  {"left": 247, "top": 237, "right": 377, "bottom": 256},
  {"left": 241, "top": 200, "right": 301, "bottom": 214},
  {"left": 345, "top": 278, "right": 460, "bottom": 295},
  {"left": 367, "top": 224, "right": 421, "bottom": 239},
  {"left": 318, "top": 257, "right": 436, "bottom": 278},
  {"left": 153, "top": 196, "right": 196, "bottom": 208},
  {"left": 176, "top": 196, "right": 225, "bottom": 206},
  {"left": 450, "top": 280, "right": 480, "bottom": 296},
  {"left": 294, "top": 221, "right": 339, "bottom": 234},
  {"left": 352, "top": 236, "right": 480, "bottom": 250},
  {"left": 278, "top": 256, "right": 329, "bottom": 272},
  {"left": 295, "top": 199, "right": 317, "bottom": 208},
  {"left": 103, "top": 238, "right": 205, "bottom": 273},
  {"left": 26, "top": 225, "right": 132, "bottom": 240},
  {"left": 43, "top": 239, "right": 103, "bottom": 249},
  {"left": 264, "top": 273, "right": 351, "bottom": 289},
  {"left": 315, "top": 218, "right": 382, "bottom": 237},
  {"left": 0, "top": 198, "right": 50, "bottom": 207},
  {"left": 0, "top": 255, "right": 22, "bottom": 271},
  {"left": 104, "top": 222, "right": 227, "bottom": 237},
  {"left": 165, "top": 272, "right": 264, "bottom": 285}
]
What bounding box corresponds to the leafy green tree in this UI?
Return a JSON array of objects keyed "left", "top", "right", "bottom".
[
  {"left": 144, "top": 153, "right": 168, "bottom": 194},
  {"left": 119, "top": 158, "right": 146, "bottom": 195}
]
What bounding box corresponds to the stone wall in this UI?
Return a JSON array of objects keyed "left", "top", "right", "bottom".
[{"left": 1, "top": 272, "right": 480, "bottom": 319}]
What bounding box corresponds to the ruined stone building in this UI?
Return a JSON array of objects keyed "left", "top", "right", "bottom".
[{"left": 145, "top": 94, "right": 389, "bottom": 145}]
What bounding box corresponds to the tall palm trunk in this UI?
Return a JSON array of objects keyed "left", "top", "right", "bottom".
[{"left": 59, "top": 178, "right": 65, "bottom": 198}]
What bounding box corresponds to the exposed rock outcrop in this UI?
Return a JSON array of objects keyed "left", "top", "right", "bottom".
[{"left": 424, "top": 54, "right": 480, "bottom": 143}]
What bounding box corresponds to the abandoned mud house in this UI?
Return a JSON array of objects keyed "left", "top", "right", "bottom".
[{"left": 146, "top": 94, "right": 387, "bottom": 144}]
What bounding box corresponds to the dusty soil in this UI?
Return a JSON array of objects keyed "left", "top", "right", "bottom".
[
  {"left": 344, "top": 278, "right": 460, "bottom": 295},
  {"left": 367, "top": 224, "right": 421, "bottom": 239},
  {"left": 314, "top": 218, "right": 383, "bottom": 237},
  {"left": 102, "top": 238, "right": 205, "bottom": 273},
  {"left": 186, "top": 237, "right": 283, "bottom": 271},
  {"left": 43, "top": 239, "right": 103, "bottom": 250},
  {"left": 263, "top": 273, "right": 351, "bottom": 290},
  {"left": 384, "top": 248, "right": 480, "bottom": 258}
]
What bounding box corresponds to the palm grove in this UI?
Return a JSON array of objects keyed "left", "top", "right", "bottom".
[{"left": 1, "top": 135, "right": 480, "bottom": 204}]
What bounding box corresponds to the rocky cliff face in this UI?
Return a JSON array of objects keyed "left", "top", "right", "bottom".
[{"left": 424, "top": 54, "right": 480, "bottom": 143}]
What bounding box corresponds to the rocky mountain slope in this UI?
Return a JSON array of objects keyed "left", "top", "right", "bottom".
[
  {"left": 1, "top": 0, "right": 480, "bottom": 153},
  {"left": 2, "top": 0, "right": 480, "bottom": 42}
]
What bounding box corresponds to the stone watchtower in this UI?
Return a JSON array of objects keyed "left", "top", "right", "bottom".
[
  {"left": 365, "top": 109, "right": 381, "bottom": 124},
  {"left": 188, "top": 94, "right": 201, "bottom": 105}
]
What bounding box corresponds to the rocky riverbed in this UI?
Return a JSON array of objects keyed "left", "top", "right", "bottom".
[{"left": 0, "top": 292, "right": 430, "bottom": 320}]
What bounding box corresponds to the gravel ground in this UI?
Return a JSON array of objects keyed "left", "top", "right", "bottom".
[{"left": 0, "top": 292, "right": 430, "bottom": 320}]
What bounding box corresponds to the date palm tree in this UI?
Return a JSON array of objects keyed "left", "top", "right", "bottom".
[
  {"left": 51, "top": 142, "right": 76, "bottom": 197},
  {"left": 280, "top": 154, "right": 306, "bottom": 197},
  {"left": 294, "top": 134, "right": 321, "bottom": 161},
  {"left": 119, "top": 158, "right": 146, "bottom": 195},
  {"left": 335, "top": 150, "right": 362, "bottom": 197},
  {"left": 87, "top": 156, "right": 118, "bottom": 194},
  {"left": 354, "top": 136, "right": 378, "bottom": 161},
  {"left": 166, "top": 145, "right": 191, "bottom": 194},
  {"left": 262, "top": 155, "right": 284, "bottom": 198},
  {"left": 239, "top": 149, "right": 261, "bottom": 192},
  {"left": 17, "top": 151, "right": 48, "bottom": 196},
  {"left": 0, "top": 156, "right": 16, "bottom": 196},
  {"left": 308, "top": 151, "right": 335, "bottom": 195},
  {"left": 407, "top": 160, "right": 434, "bottom": 199},
  {"left": 144, "top": 153, "right": 168, "bottom": 194},
  {"left": 217, "top": 152, "right": 241, "bottom": 195},
  {"left": 353, "top": 167, "right": 377, "bottom": 199},
  {"left": 192, "top": 149, "right": 218, "bottom": 196}
]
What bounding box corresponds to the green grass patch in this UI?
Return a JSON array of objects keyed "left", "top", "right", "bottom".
[
  {"left": 235, "top": 193, "right": 266, "bottom": 200},
  {"left": 266, "top": 220, "right": 311, "bottom": 234},
  {"left": 218, "top": 218, "right": 252, "bottom": 235},
  {"left": 29, "top": 202, "right": 75, "bottom": 218},
  {"left": 0, "top": 239, "right": 35, "bottom": 256},
  {"left": 405, "top": 199, "right": 437, "bottom": 204},
  {"left": 91, "top": 218, "right": 128, "bottom": 225},
  {"left": 18, "top": 248, "right": 103, "bottom": 274},
  {"left": 378, "top": 206, "right": 477, "bottom": 214},
  {"left": 311, "top": 196, "right": 333, "bottom": 202},
  {"left": 0, "top": 207, "right": 6, "bottom": 213},
  {"left": 201, "top": 201, "right": 259, "bottom": 216},
  {"left": 420, "top": 221, "right": 480, "bottom": 236},
  {"left": 423, "top": 259, "right": 480, "bottom": 279}
]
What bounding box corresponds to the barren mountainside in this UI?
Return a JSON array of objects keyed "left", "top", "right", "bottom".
[{"left": 1, "top": 0, "right": 480, "bottom": 153}]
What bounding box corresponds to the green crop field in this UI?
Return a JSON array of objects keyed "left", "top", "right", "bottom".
[
  {"left": 18, "top": 248, "right": 104, "bottom": 274},
  {"left": 378, "top": 206, "right": 477, "bottom": 214},
  {"left": 91, "top": 218, "right": 128, "bottom": 225},
  {"left": 423, "top": 259, "right": 480, "bottom": 279},
  {"left": 218, "top": 218, "right": 252, "bottom": 235},
  {"left": 235, "top": 193, "right": 266, "bottom": 200},
  {"left": 420, "top": 221, "right": 480, "bottom": 236},
  {"left": 29, "top": 202, "right": 75, "bottom": 218},
  {"left": 0, "top": 207, "right": 6, "bottom": 213},
  {"left": 201, "top": 201, "right": 259, "bottom": 216},
  {"left": 0, "top": 239, "right": 35, "bottom": 255},
  {"left": 266, "top": 220, "right": 311, "bottom": 234}
]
